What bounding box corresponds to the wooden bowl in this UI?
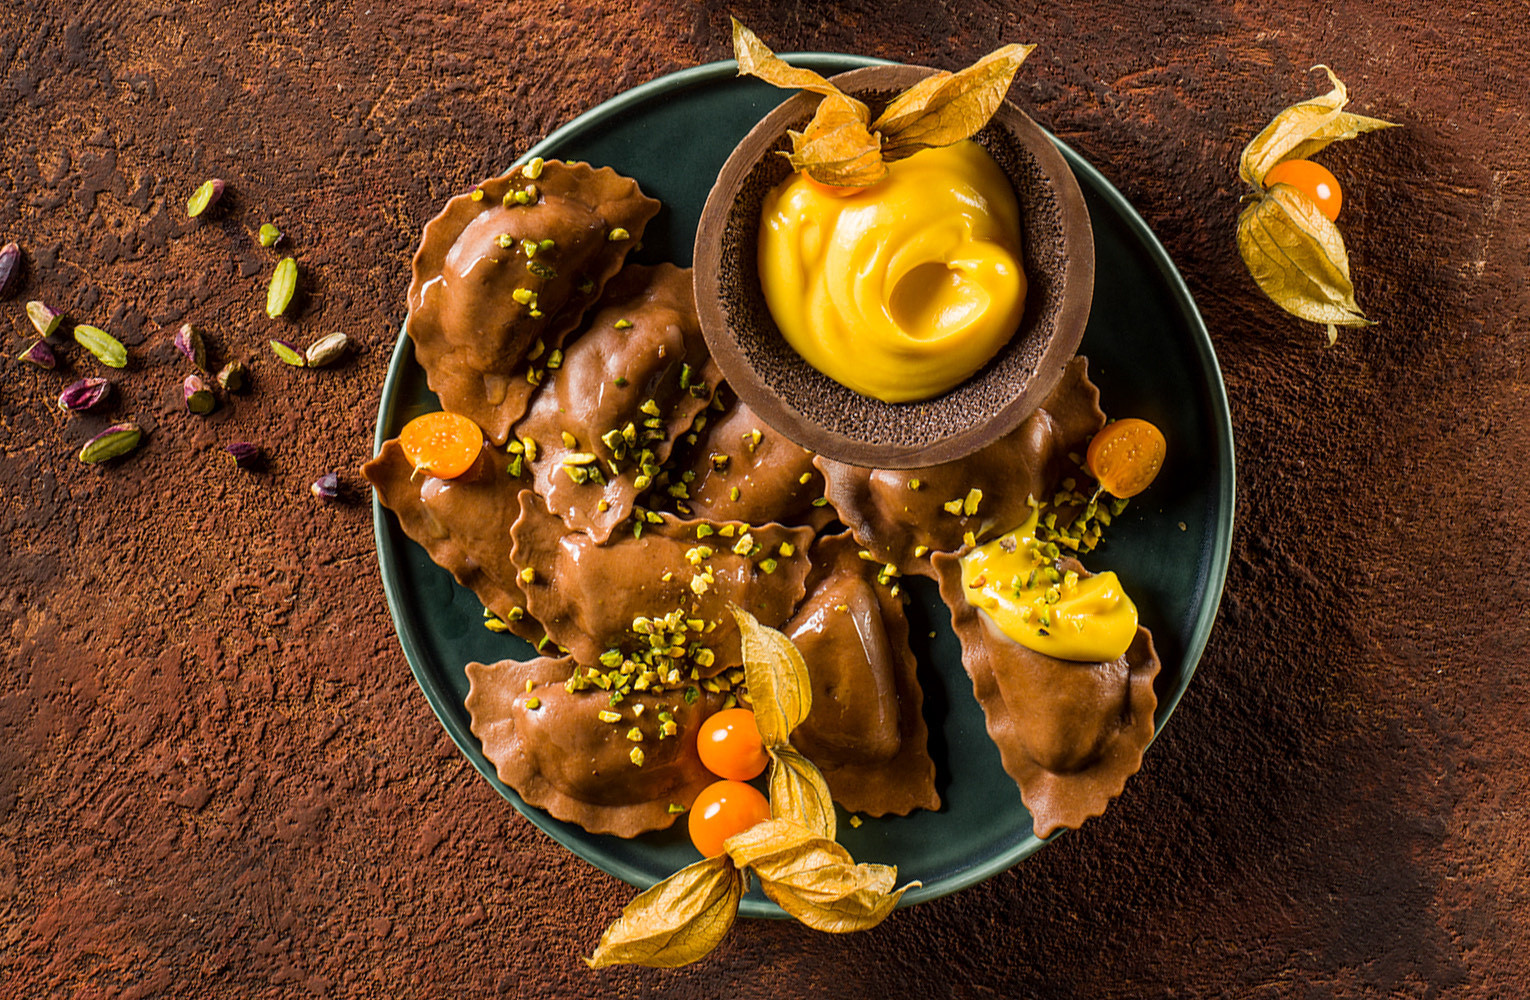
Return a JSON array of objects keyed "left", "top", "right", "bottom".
[{"left": 693, "top": 64, "right": 1094, "bottom": 470}]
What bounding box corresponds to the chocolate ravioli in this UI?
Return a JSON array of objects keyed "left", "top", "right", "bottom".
[
  {"left": 514, "top": 264, "right": 720, "bottom": 543},
  {"left": 466, "top": 656, "right": 730, "bottom": 837},
  {"left": 361, "top": 441, "right": 541, "bottom": 643},
  {"left": 786, "top": 534, "right": 938, "bottom": 817},
  {"left": 509, "top": 490, "right": 814, "bottom": 674},
  {"left": 664, "top": 389, "right": 834, "bottom": 530},
  {"left": 816, "top": 357, "right": 1105, "bottom": 578},
  {"left": 932, "top": 556, "right": 1160, "bottom": 838},
  {"left": 407, "top": 161, "right": 660, "bottom": 445}
]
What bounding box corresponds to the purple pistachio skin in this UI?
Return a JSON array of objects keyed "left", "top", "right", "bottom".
[
  {"left": 0, "top": 242, "right": 19, "bottom": 298},
  {"left": 59, "top": 377, "right": 111, "bottom": 412},
  {"left": 225, "top": 441, "right": 262, "bottom": 466},
  {"left": 18, "top": 339, "right": 57, "bottom": 369},
  {"left": 310, "top": 473, "right": 340, "bottom": 500}
]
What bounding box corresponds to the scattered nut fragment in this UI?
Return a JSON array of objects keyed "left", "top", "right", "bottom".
[
  {"left": 216, "top": 360, "right": 248, "bottom": 392},
  {"left": 266, "top": 257, "right": 297, "bottom": 318},
  {"left": 258, "top": 223, "right": 282, "bottom": 248},
  {"left": 0, "top": 242, "right": 19, "bottom": 298},
  {"left": 186, "top": 179, "right": 225, "bottom": 218},
  {"left": 174, "top": 323, "right": 207, "bottom": 370},
  {"left": 73, "top": 324, "right": 128, "bottom": 369},
  {"left": 80, "top": 422, "right": 143, "bottom": 464},
  {"left": 311, "top": 473, "right": 339, "bottom": 500},
  {"left": 269, "top": 339, "right": 306, "bottom": 367},
  {"left": 183, "top": 374, "right": 216, "bottom": 414},
  {"left": 16, "top": 340, "right": 56, "bottom": 369},
  {"left": 26, "top": 301, "right": 61, "bottom": 338},
  {"left": 225, "top": 441, "right": 262, "bottom": 467},
  {"left": 304, "top": 332, "right": 350, "bottom": 367},
  {"left": 59, "top": 377, "right": 110, "bottom": 412}
]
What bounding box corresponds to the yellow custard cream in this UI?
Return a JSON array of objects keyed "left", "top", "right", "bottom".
[
  {"left": 758, "top": 140, "right": 1027, "bottom": 403},
  {"left": 959, "top": 510, "right": 1138, "bottom": 662}
]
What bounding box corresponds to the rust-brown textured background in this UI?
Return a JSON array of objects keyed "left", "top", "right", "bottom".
[{"left": 3, "top": 1, "right": 1527, "bottom": 997}]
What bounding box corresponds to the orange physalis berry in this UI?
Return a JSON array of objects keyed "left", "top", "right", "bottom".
[
  {"left": 399, "top": 411, "right": 484, "bottom": 479},
  {"left": 1085, "top": 418, "right": 1166, "bottom": 499}
]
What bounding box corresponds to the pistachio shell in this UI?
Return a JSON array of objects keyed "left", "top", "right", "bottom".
[{"left": 304, "top": 332, "right": 350, "bottom": 367}]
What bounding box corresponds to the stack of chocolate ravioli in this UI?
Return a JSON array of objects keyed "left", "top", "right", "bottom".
[{"left": 365, "top": 161, "right": 1161, "bottom": 842}]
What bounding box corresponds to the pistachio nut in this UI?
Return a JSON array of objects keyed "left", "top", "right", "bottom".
[
  {"left": 258, "top": 223, "right": 282, "bottom": 248},
  {"left": 186, "top": 178, "right": 225, "bottom": 218},
  {"left": 310, "top": 472, "right": 340, "bottom": 500},
  {"left": 216, "top": 359, "right": 248, "bottom": 392},
  {"left": 26, "top": 301, "right": 62, "bottom": 338},
  {"left": 174, "top": 323, "right": 208, "bottom": 370},
  {"left": 17, "top": 339, "right": 56, "bottom": 369},
  {"left": 0, "top": 241, "right": 18, "bottom": 298},
  {"left": 79, "top": 422, "right": 143, "bottom": 464},
  {"left": 269, "top": 339, "right": 305, "bottom": 367},
  {"left": 73, "top": 324, "right": 127, "bottom": 368},
  {"left": 59, "top": 377, "right": 110, "bottom": 412},
  {"left": 225, "top": 441, "right": 262, "bottom": 467},
  {"left": 266, "top": 257, "right": 297, "bottom": 318},
  {"left": 183, "top": 374, "right": 216, "bottom": 414}
]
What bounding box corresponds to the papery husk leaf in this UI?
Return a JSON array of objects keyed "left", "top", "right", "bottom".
[
  {"left": 784, "top": 92, "right": 889, "bottom": 188},
  {"left": 731, "top": 606, "right": 811, "bottom": 747},
  {"left": 723, "top": 821, "right": 913, "bottom": 933},
  {"left": 731, "top": 17, "right": 866, "bottom": 109},
  {"left": 1238, "top": 185, "right": 1371, "bottom": 338},
  {"left": 873, "top": 43, "right": 1036, "bottom": 160},
  {"left": 1239, "top": 66, "right": 1398, "bottom": 188},
  {"left": 769, "top": 745, "right": 837, "bottom": 841},
  {"left": 586, "top": 854, "right": 744, "bottom": 969}
]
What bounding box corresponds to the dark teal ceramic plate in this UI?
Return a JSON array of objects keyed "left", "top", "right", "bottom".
[{"left": 372, "top": 55, "right": 1235, "bottom": 917}]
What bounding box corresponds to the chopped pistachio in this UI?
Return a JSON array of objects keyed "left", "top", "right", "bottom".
[
  {"left": 608, "top": 227, "right": 631, "bottom": 241},
  {"left": 729, "top": 486, "right": 741, "bottom": 502},
  {"left": 598, "top": 709, "right": 622, "bottom": 724},
  {"left": 963, "top": 487, "right": 984, "bottom": 517},
  {"left": 629, "top": 747, "right": 645, "bottom": 766},
  {"left": 798, "top": 472, "right": 813, "bottom": 484},
  {"left": 519, "top": 567, "right": 535, "bottom": 583},
  {"left": 614, "top": 318, "right": 633, "bottom": 330},
  {"left": 908, "top": 478, "right": 922, "bottom": 490},
  {"left": 943, "top": 498, "right": 965, "bottom": 516}
]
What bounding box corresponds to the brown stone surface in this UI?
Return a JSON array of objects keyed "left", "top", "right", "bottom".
[{"left": 1, "top": 2, "right": 1526, "bottom": 996}]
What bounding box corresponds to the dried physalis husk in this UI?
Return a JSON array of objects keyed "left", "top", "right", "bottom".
[
  {"left": 731, "top": 18, "right": 1033, "bottom": 188},
  {"left": 724, "top": 820, "right": 917, "bottom": 933},
  {"left": 731, "top": 606, "right": 836, "bottom": 838},
  {"left": 731, "top": 605, "right": 810, "bottom": 745},
  {"left": 585, "top": 854, "right": 746, "bottom": 969},
  {"left": 1236, "top": 66, "right": 1397, "bottom": 345}
]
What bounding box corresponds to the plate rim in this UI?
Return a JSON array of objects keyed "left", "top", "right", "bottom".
[{"left": 370, "top": 54, "right": 1236, "bottom": 913}]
